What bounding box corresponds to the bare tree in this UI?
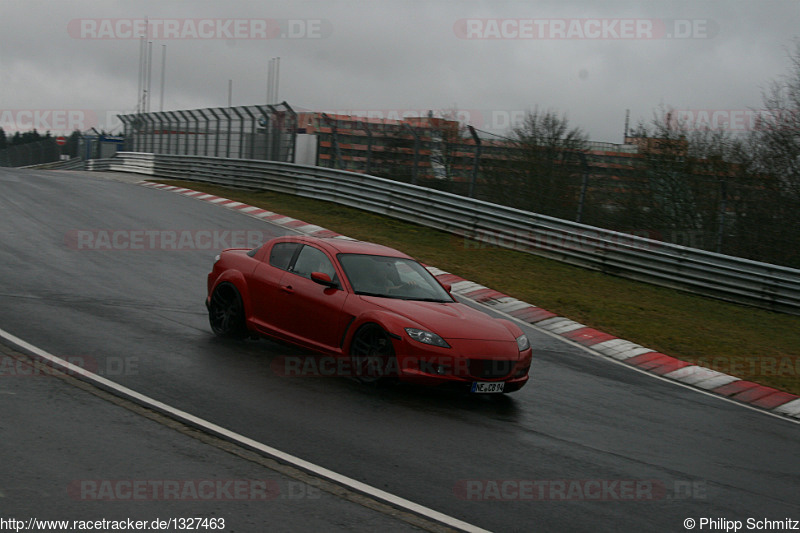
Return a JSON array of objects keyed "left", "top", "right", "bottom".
[
  {"left": 737, "top": 42, "right": 800, "bottom": 267},
  {"left": 628, "top": 107, "right": 737, "bottom": 249},
  {"left": 750, "top": 42, "right": 800, "bottom": 200},
  {"left": 485, "top": 108, "right": 587, "bottom": 219},
  {"left": 630, "top": 66, "right": 800, "bottom": 268}
]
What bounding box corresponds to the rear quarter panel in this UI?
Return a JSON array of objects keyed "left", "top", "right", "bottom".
[{"left": 207, "top": 249, "right": 258, "bottom": 315}]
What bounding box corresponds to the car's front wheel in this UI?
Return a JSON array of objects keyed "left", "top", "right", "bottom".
[
  {"left": 349, "top": 323, "right": 397, "bottom": 384},
  {"left": 208, "top": 283, "right": 248, "bottom": 338}
]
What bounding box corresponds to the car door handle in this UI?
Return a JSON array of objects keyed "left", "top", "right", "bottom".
[{"left": 280, "top": 284, "right": 294, "bottom": 294}]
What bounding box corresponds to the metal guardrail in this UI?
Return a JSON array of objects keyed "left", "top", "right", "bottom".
[
  {"left": 85, "top": 159, "right": 113, "bottom": 171},
  {"left": 23, "top": 157, "right": 87, "bottom": 171},
  {"left": 98, "top": 152, "right": 800, "bottom": 315}
]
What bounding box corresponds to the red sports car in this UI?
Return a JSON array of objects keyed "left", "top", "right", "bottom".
[{"left": 206, "top": 235, "right": 531, "bottom": 393}]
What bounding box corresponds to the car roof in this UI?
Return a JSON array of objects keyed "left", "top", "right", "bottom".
[{"left": 277, "top": 235, "right": 413, "bottom": 259}]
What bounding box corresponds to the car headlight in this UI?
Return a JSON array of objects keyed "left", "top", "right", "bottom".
[
  {"left": 405, "top": 328, "right": 450, "bottom": 348},
  {"left": 516, "top": 334, "right": 530, "bottom": 351}
]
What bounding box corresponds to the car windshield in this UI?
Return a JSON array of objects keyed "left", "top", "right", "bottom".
[{"left": 338, "top": 254, "right": 453, "bottom": 302}]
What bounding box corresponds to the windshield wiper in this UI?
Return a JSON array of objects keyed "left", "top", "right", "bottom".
[{"left": 355, "top": 291, "right": 397, "bottom": 299}]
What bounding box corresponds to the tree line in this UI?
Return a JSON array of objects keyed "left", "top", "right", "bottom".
[
  {"left": 0, "top": 129, "right": 83, "bottom": 158},
  {"left": 436, "top": 43, "right": 800, "bottom": 269}
]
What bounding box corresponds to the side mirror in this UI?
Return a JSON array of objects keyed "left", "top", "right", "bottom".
[
  {"left": 311, "top": 271, "right": 338, "bottom": 289},
  {"left": 441, "top": 282, "right": 452, "bottom": 293}
]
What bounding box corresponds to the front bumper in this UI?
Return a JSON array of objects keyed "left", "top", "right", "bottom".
[{"left": 391, "top": 336, "right": 532, "bottom": 392}]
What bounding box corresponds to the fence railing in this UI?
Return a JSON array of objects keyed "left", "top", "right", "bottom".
[
  {"left": 97, "top": 152, "right": 800, "bottom": 315},
  {"left": 0, "top": 138, "right": 62, "bottom": 167},
  {"left": 117, "top": 102, "right": 297, "bottom": 163}
]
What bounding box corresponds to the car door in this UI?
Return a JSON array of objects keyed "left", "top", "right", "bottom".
[
  {"left": 248, "top": 241, "right": 301, "bottom": 332},
  {"left": 272, "top": 244, "right": 350, "bottom": 353}
]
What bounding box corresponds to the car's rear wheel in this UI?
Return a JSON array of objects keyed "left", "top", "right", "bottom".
[
  {"left": 208, "top": 283, "right": 247, "bottom": 338},
  {"left": 349, "top": 323, "right": 397, "bottom": 384}
]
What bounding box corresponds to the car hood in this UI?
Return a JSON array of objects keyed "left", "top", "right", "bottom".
[{"left": 360, "top": 296, "right": 516, "bottom": 341}]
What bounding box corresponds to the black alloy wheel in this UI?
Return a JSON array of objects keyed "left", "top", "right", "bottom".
[
  {"left": 209, "top": 283, "right": 248, "bottom": 339},
  {"left": 349, "top": 323, "right": 397, "bottom": 384}
]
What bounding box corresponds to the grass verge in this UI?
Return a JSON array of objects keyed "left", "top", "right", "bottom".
[{"left": 157, "top": 179, "right": 800, "bottom": 396}]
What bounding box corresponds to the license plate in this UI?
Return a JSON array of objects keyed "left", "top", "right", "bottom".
[{"left": 471, "top": 381, "right": 505, "bottom": 393}]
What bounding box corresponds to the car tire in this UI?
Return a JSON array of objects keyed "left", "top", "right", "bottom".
[
  {"left": 349, "top": 323, "right": 397, "bottom": 384},
  {"left": 208, "top": 283, "right": 248, "bottom": 339}
]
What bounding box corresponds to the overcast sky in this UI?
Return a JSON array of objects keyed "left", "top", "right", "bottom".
[{"left": 2, "top": 0, "right": 798, "bottom": 142}]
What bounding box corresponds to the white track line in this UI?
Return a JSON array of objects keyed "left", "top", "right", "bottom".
[{"left": 0, "top": 326, "right": 490, "bottom": 533}]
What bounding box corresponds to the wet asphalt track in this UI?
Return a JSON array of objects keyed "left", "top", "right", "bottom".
[{"left": 1, "top": 167, "right": 798, "bottom": 532}]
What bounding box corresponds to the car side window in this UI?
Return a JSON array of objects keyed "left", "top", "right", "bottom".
[
  {"left": 292, "top": 245, "right": 338, "bottom": 283},
  {"left": 269, "top": 242, "right": 301, "bottom": 271}
]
